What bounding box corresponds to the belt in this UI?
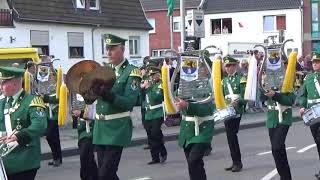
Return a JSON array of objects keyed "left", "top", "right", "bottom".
[
  {"left": 267, "top": 103, "right": 290, "bottom": 123},
  {"left": 183, "top": 115, "right": 214, "bottom": 136},
  {"left": 95, "top": 111, "right": 130, "bottom": 120},
  {"left": 149, "top": 103, "right": 163, "bottom": 110},
  {"left": 307, "top": 98, "right": 320, "bottom": 104}
]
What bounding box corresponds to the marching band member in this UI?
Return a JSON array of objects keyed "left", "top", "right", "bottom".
[
  {"left": 175, "top": 98, "right": 215, "bottom": 180},
  {"left": 299, "top": 52, "right": 320, "bottom": 179},
  {"left": 142, "top": 65, "right": 167, "bottom": 165},
  {"left": 91, "top": 34, "right": 142, "bottom": 180},
  {"left": 261, "top": 56, "right": 296, "bottom": 180},
  {"left": 42, "top": 72, "right": 62, "bottom": 167},
  {"left": 222, "top": 56, "right": 246, "bottom": 172},
  {"left": 0, "top": 66, "right": 47, "bottom": 180},
  {"left": 72, "top": 94, "right": 98, "bottom": 180},
  {"left": 175, "top": 56, "right": 215, "bottom": 180}
]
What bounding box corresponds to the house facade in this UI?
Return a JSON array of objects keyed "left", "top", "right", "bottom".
[
  {"left": 202, "top": 0, "right": 303, "bottom": 57},
  {"left": 0, "top": 0, "right": 151, "bottom": 71},
  {"left": 141, "top": 0, "right": 201, "bottom": 57}
]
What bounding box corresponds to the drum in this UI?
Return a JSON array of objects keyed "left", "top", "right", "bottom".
[
  {"left": 302, "top": 104, "right": 320, "bottom": 126},
  {"left": 213, "top": 106, "right": 236, "bottom": 124},
  {"left": 0, "top": 158, "right": 8, "bottom": 180}
]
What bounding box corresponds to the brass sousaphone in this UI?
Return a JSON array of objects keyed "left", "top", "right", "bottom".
[{"left": 66, "top": 60, "right": 116, "bottom": 104}]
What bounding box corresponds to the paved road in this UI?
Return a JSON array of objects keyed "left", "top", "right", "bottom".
[{"left": 37, "top": 121, "right": 319, "bottom": 180}]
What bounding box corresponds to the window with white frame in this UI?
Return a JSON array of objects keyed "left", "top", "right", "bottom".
[
  {"left": 76, "top": 0, "right": 85, "bottom": 8},
  {"left": 129, "top": 36, "right": 140, "bottom": 57},
  {"left": 75, "top": 0, "right": 99, "bottom": 10},
  {"left": 173, "top": 16, "right": 181, "bottom": 32},
  {"left": 89, "top": 0, "right": 99, "bottom": 10},
  {"left": 263, "top": 15, "right": 286, "bottom": 32},
  {"left": 30, "top": 30, "right": 50, "bottom": 56},
  {"left": 68, "top": 32, "right": 84, "bottom": 58},
  {"left": 151, "top": 49, "right": 170, "bottom": 57},
  {"left": 147, "top": 18, "right": 156, "bottom": 33},
  {"left": 211, "top": 18, "right": 232, "bottom": 35}
]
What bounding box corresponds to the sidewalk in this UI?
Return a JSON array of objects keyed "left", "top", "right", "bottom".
[{"left": 41, "top": 107, "right": 302, "bottom": 160}]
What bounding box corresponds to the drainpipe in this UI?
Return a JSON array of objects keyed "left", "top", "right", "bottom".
[
  {"left": 91, "top": 24, "right": 100, "bottom": 60},
  {"left": 299, "top": 0, "right": 304, "bottom": 55}
]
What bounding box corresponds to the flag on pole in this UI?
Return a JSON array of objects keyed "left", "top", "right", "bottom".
[{"left": 167, "top": 0, "right": 176, "bottom": 16}]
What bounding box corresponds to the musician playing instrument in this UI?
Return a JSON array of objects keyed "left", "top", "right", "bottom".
[
  {"left": 260, "top": 56, "right": 295, "bottom": 180},
  {"left": 222, "top": 56, "right": 246, "bottom": 172},
  {"left": 175, "top": 55, "right": 215, "bottom": 180},
  {"left": 299, "top": 52, "right": 320, "bottom": 179},
  {"left": 142, "top": 65, "right": 167, "bottom": 165},
  {"left": 72, "top": 94, "right": 98, "bottom": 180},
  {"left": 0, "top": 66, "right": 47, "bottom": 180},
  {"left": 43, "top": 89, "right": 63, "bottom": 167},
  {"left": 91, "top": 34, "right": 142, "bottom": 180}
]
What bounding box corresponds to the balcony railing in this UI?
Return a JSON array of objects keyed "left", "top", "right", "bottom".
[{"left": 0, "top": 9, "right": 13, "bottom": 27}]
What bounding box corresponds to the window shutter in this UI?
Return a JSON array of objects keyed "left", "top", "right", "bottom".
[
  {"left": 68, "top": 32, "right": 84, "bottom": 47},
  {"left": 30, "top": 30, "right": 49, "bottom": 46}
]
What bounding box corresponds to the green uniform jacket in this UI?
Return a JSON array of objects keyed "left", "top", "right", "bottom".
[
  {"left": 93, "top": 60, "right": 141, "bottom": 146},
  {"left": 178, "top": 101, "right": 215, "bottom": 148},
  {"left": 0, "top": 92, "right": 47, "bottom": 174},
  {"left": 299, "top": 72, "right": 320, "bottom": 108},
  {"left": 262, "top": 92, "right": 296, "bottom": 128},
  {"left": 144, "top": 82, "right": 164, "bottom": 121},
  {"left": 43, "top": 94, "right": 58, "bottom": 121},
  {"left": 222, "top": 73, "right": 246, "bottom": 114},
  {"left": 78, "top": 120, "right": 94, "bottom": 140}
]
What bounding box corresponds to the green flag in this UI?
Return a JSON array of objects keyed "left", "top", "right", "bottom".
[{"left": 167, "top": 0, "right": 176, "bottom": 16}]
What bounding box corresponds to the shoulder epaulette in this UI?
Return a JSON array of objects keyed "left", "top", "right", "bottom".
[
  {"left": 158, "top": 83, "right": 163, "bottom": 89},
  {"left": 130, "top": 68, "right": 142, "bottom": 78},
  {"left": 240, "top": 76, "right": 247, "bottom": 83},
  {"left": 30, "top": 96, "right": 46, "bottom": 108}
]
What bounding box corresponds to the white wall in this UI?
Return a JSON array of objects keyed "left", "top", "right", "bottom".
[
  {"left": 0, "top": 0, "right": 9, "bottom": 8},
  {"left": 0, "top": 22, "right": 149, "bottom": 72},
  {"left": 202, "top": 9, "right": 302, "bottom": 57}
]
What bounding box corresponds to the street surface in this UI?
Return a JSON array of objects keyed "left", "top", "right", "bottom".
[{"left": 37, "top": 121, "right": 319, "bottom": 180}]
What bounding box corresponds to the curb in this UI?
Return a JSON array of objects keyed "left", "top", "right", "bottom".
[{"left": 41, "top": 117, "right": 302, "bottom": 160}]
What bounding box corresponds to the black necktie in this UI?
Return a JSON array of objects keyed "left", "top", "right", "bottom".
[{"left": 5, "top": 97, "right": 13, "bottom": 109}]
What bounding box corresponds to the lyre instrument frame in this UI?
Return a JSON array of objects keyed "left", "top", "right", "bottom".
[
  {"left": 35, "top": 57, "right": 60, "bottom": 95},
  {"left": 254, "top": 38, "right": 293, "bottom": 94},
  {"left": 165, "top": 45, "right": 222, "bottom": 104}
]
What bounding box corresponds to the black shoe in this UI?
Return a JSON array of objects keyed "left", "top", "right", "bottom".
[
  {"left": 52, "top": 159, "right": 62, "bottom": 167},
  {"left": 160, "top": 154, "right": 167, "bottom": 163},
  {"left": 225, "top": 165, "right": 233, "bottom": 171},
  {"left": 231, "top": 163, "right": 243, "bottom": 172},
  {"left": 48, "top": 161, "right": 54, "bottom": 166},
  {"left": 147, "top": 160, "right": 160, "bottom": 165}
]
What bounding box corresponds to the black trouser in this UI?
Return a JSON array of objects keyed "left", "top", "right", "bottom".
[
  {"left": 268, "top": 125, "right": 292, "bottom": 180},
  {"left": 7, "top": 168, "right": 38, "bottom": 180},
  {"left": 46, "top": 119, "right": 62, "bottom": 162},
  {"left": 310, "top": 122, "right": 320, "bottom": 160},
  {"left": 224, "top": 116, "right": 242, "bottom": 164},
  {"left": 79, "top": 138, "right": 98, "bottom": 180},
  {"left": 145, "top": 118, "right": 167, "bottom": 161},
  {"left": 184, "top": 143, "right": 210, "bottom": 180},
  {"left": 96, "top": 145, "right": 123, "bottom": 180}
]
